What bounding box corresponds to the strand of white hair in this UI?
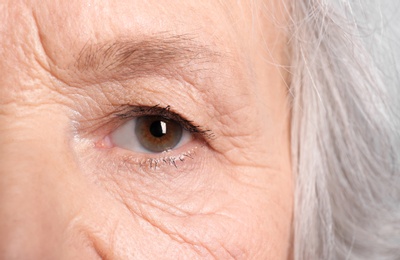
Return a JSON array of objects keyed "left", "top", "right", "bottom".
[{"left": 289, "top": 0, "right": 400, "bottom": 259}]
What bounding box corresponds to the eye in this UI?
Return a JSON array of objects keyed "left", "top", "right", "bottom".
[{"left": 111, "top": 115, "right": 192, "bottom": 153}]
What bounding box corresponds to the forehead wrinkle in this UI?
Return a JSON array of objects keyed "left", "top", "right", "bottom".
[{"left": 74, "top": 33, "right": 221, "bottom": 82}]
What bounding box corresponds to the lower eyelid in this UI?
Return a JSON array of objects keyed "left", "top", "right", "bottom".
[{"left": 106, "top": 141, "right": 202, "bottom": 172}]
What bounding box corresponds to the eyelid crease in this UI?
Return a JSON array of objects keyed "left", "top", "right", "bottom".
[{"left": 115, "top": 104, "right": 215, "bottom": 140}]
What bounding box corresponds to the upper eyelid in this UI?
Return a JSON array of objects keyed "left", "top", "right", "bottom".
[{"left": 115, "top": 104, "right": 215, "bottom": 140}]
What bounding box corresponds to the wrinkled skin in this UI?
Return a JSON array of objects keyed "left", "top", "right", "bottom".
[{"left": 0, "top": 1, "right": 293, "bottom": 259}]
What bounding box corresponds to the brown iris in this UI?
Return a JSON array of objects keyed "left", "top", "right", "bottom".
[{"left": 135, "top": 116, "right": 183, "bottom": 153}]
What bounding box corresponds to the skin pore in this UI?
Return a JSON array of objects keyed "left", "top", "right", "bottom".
[{"left": 0, "top": 0, "right": 292, "bottom": 259}]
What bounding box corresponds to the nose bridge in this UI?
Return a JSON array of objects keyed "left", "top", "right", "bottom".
[{"left": 0, "top": 112, "right": 72, "bottom": 259}]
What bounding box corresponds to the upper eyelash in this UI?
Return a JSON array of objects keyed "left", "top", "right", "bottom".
[{"left": 116, "top": 104, "right": 215, "bottom": 140}]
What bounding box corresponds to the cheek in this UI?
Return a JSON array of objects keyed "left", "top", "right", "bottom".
[{"left": 73, "top": 142, "right": 293, "bottom": 259}]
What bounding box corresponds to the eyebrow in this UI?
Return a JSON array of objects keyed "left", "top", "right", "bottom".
[{"left": 75, "top": 33, "right": 219, "bottom": 81}]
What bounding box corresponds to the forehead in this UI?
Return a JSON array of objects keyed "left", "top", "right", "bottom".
[
  {"left": 1, "top": 0, "right": 288, "bottom": 114},
  {"left": 23, "top": 1, "right": 248, "bottom": 69},
  {"left": 5, "top": 0, "right": 287, "bottom": 72}
]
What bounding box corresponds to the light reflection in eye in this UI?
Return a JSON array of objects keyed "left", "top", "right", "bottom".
[{"left": 111, "top": 116, "right": 192, "bottom": 154}]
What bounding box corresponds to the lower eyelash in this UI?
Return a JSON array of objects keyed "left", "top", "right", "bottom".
[
  {"left": 141, "top": 150, "right": 195, "bottom": 169},
  {"left": 120, "top": 146, "right": 198, "bottom": 171}
]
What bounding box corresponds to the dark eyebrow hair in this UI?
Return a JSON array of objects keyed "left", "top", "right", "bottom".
[{"left": 74, "top": 33, "right": 219, "bottom": 81}]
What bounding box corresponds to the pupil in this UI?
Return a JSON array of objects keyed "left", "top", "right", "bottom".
[
  {"left": 135, "top": 116, "right": 183, "bottom": 153},
  {"left": 149, "top": 120, "right": 167, "bottom": 138}
]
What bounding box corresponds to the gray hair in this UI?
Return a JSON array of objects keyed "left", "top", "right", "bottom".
[{"left": 289, "top": 0, "right": 400, "bottom": 259}]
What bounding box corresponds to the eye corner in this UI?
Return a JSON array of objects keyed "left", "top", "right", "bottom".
[{"left": 95, "top": 135, "right": 113, "bottom": 149}]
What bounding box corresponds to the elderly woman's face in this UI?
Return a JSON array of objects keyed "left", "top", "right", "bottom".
[{"left": 0, "top": 1, "right": 293, "bottom": 259}]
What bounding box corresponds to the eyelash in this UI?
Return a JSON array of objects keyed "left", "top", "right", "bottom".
[
  {"left": 136, "top": 147, "right": 197, "bottom": 169},
  {"left": 111, "top": 104, "right": 213, "bottom": 170},
  {"left": 116, "top": 105, "right": 214, "bottom": 138}
]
